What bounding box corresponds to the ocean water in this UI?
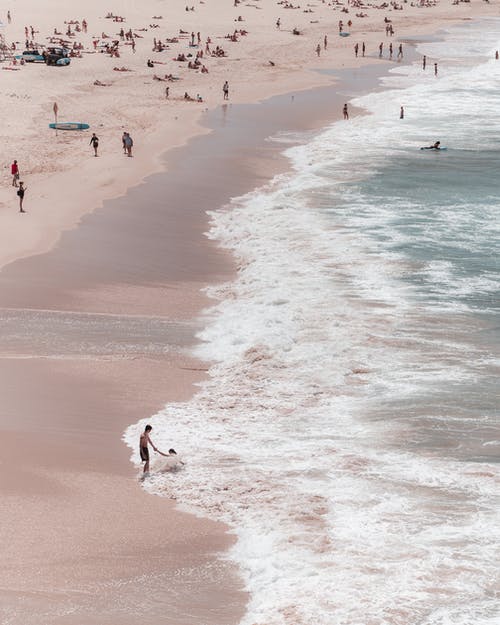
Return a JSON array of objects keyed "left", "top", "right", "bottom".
[{"left": 126, "top": 20, "right": 500, "bottom": 625}]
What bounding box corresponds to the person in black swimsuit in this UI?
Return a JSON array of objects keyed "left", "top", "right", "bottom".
[
  {"left": 17, "top": 181, "right": 27, "bottom": 213},
  {"left": 90, "top": 133, "right": 99, "bottom": 157}
]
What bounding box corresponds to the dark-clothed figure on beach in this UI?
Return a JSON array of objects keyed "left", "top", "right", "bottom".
[
  {"left": 17, "top": 181, "right": 27, "bottom": 213},
  {"left": 90, "top": 133, "right": 99, "bottom": 156},
  {"left": 223, "top": 80, "right": 229, "bottom": 100},
  {"left": 124, "top": 133, "right": 133, "bottom": 156}
]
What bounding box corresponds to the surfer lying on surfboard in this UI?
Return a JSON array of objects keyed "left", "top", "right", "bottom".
[{"left": 421, "top": 141, "right": 442, "bottom": 150}]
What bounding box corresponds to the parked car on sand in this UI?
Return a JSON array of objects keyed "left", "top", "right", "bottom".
[
  {"left": 18, "top": 50, "right": 45, "bottom": 62},
  {"left": 45, "top": 47, "right": 71, "bottom": 66}
]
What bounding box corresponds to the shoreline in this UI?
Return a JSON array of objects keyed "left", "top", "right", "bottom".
[
  {"left": 125, "top": 19, "right": 500, "bottom": 625},
  {"left": 1, "top": 3, "right": 496, "bottom": 271},
  {"left": 0, "top": 58, "right": 401, "bottom": 624},
  {"left": 1, "top": 4, "right": 499, "bottom": 623}
]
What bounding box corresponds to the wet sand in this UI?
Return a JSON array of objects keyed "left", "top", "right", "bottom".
[{"left": 0, "top": 62, "right": 401, "bottom": 624}]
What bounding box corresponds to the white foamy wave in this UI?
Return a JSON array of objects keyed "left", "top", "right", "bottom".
[
  {"left": 125, "top": 170, "right": 499, "bottom": 624},
  {"left": 125, "top": 19, "right": 500, "bottom": 625}
]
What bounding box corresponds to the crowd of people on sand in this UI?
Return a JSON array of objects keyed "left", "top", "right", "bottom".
[{"left": 5, "top": 0, "right": 495, "bottom": 215}]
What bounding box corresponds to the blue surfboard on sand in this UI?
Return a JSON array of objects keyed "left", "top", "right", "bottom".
[{"left": 49, "top": 122, "right": 90, "bottom": 130}]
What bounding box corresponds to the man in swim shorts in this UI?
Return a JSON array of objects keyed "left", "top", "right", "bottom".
[{"left": 139, "top": 424, "right": 166, "bottom": 474}]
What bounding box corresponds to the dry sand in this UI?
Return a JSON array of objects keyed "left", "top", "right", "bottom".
[
  {"left": 0, "top": 0, "right": 498, "bottom": 623},
  {"left": 0, "top": 0, "right": 497, "bottom": 267}
]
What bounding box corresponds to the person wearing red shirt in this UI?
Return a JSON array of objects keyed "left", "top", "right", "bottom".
[{"left": 11, "top": 160, "right": 19, "bottom": 187}]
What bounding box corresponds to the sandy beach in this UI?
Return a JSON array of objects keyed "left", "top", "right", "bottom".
[{"left": 1, "top": 0, "right": 498, "bottom": 623}]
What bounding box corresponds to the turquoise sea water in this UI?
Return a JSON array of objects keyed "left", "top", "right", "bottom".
[{"left": 128, "top": 19, "right": 500, "bottom": 625}]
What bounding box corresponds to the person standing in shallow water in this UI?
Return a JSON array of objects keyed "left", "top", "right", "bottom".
[
  {"left": 17, "top": 181, "right": 27, "bottom": 213},
  {"left": 343, "top": 103, "right": 349, "bottom": 120},
  {"left": 139, "top": 424, "right": 167, "bottom": 475}
]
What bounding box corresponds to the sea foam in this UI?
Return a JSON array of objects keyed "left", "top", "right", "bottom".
[{"left": 125, "top": 20, "right": 500, "bottom": 625}]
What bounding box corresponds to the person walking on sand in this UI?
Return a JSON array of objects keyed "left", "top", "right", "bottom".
[
  {"left": 400, "top": 106, "right": 404, "bottom": 119},
  {"left": 139, "top": 424, "right": 167, "bottom": 475},
  {"left": 354, "top": 43, "right": 359, "bottom": 57},
  {"left": 124, "top": 132, "right": 133, "bottom": 156},
  {"left": 397, "top": 43, "right": 403, "bottom": 59},
  {"left": 11, "top": 159, "right": 19, "bottom": 187},
  {"left": 434, "top": 62, "right": 438, "bottom": 76},
  {"left": 422, "top": 55, "right": 426, "bottom": 70},
  {"left": 362, "top": 41, "right": 365, "bottom": 57},
  {"left": 343, "top": 103, "right": 349, "bottom": 120},
  {"left": 122, "top": 131, "right": 128, "bottom": 154},
  {"left": 223, "top": 80, "right": 229, "bottom": 100},
  {"left": 90, "top": 133, "right": 99, "bottom": 157},
  {"left": 316, "top": 43, "right": 321, "bottom": 57},
  {"left": 324, "top": 35, "right": 328, "bottom": 50},
  {"left": 7, "top": 10, "right": 11, "bottom": 23},
  {"left": 17, "top": 181, "right": 27, "bottom": 213}
]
